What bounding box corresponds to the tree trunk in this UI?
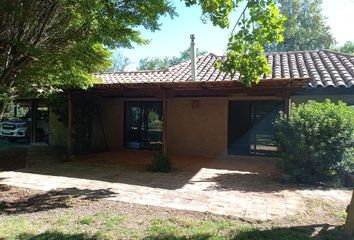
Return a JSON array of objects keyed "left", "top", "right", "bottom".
[
  {"left": 0, "top": 101, "right": 7, "bottom": 121},
  {"left": 344, "top": 190, "right": 354, "bottom": 236}
]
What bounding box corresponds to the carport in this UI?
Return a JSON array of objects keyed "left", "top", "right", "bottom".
[{"left": 1, "top": 99, "right": 49, "bottom": 145}]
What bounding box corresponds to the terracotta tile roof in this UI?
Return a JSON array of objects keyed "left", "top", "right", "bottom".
[{"left": 95, "top": 50, "right": 354, "bottom": 88}]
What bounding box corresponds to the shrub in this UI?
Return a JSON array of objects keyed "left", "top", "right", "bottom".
[
  {"left": 274, "top": 99, "right": 354, "bottom": 184},
  {"left": 148, "top": 151, "right": 172, "bottom": 172}
]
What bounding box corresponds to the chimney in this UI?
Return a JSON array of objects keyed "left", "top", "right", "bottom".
[{"left": 190, "top": 34, "right": 197, "bottom": 81}]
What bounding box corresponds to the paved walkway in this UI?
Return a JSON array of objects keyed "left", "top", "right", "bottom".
[{"left": 0, "top": 151, "right": 351, "bottom": 221}]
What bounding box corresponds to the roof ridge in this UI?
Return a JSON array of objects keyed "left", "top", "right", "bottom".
[
  {"left": 95, "top": 69, "right": 167, "bottom": 75},
  {"left": 264, "top": 50, "right": 321, "bottom": 54},
  {"left": 322, "top": 49, "right": 354, "bottom": 58}
]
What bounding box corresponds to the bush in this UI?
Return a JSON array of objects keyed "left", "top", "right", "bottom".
[
  {"left": 148, "top": 151, "right": 172, "bottom": 172},
  {"left": 274, "top": 99, "right": 354, "bottom": 184}
]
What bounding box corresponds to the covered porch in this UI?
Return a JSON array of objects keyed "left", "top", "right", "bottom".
[{"left": 61, "top": 78, "right": 305, "bottom": 159}]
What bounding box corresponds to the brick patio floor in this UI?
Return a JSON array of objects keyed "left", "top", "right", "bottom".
[{"left": 0, "top": 150, "right": 351, "bottom": 220}]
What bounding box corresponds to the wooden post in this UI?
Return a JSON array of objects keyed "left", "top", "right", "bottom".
[
  {"left": 284, "top": 94, "right": 291, "bottom": 118},
  {"left": 162, "top": 90, "right": 168, "bottom": 157},
  {"left": 344, "top": 190, "right": 354, "bottom": 236},
  {"left": 67, "top": 92, "right": 73, "bottom": 156},
  {"left": 30, "top": 99, "right": 38, "bottom": 144}
]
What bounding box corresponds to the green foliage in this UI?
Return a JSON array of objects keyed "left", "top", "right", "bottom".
[
  {"left": 18, "top": 43, "right": 111, "bottom": 99},
  {"left": 138, "top": 47, "right": 207, "bottom": 70},
  {"left": 138, "top": 56, "right": 180, "bottom": 71},
  {"left": 0, "top": 0, "right": 177, "bottom": 101},
  {"left": 106, "top": 52, "right": 130, "bottom": 72},
  {"left": 274, "top": 100, "right": 354, "bottom": 184},
  {"left": 48, "top": 93, "right": 100, "bottom": 154},
  {"left": 333, "top": 41, "right": 354, "bottom": 55},
  {"left": 216, "top": 0, "right": 286, "bottom": 87},
  {"left": 148, "top": 151, "right": 172, "bottom": 172},
  {"left": 184, "top": 0, "right": 235, "bottom": 28},
  {"left": 1, "top": 0, "right": 286, "bottom": 106},
  {"left": 266, "top": 0, "right": 335, "bottom": 51}
]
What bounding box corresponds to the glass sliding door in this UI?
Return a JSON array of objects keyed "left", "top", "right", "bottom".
[
  {"left": 228, "top": 100, "right": 283, "bottom": 155},
  {"left": 124, "top": 101, "right": 163, "bottom": 150}
]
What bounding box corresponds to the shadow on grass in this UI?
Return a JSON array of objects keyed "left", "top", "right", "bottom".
[
  {"left": 17, "top": 231, "right": 98, "bottom": 240},
  {"left": 144, "top": 234, "right": 213, "bottom": 240},
  {"left": 145, "top": 225, "right": 352, "bottom": 240},
  {"left": 233, "top": 224, "right": 352, "bottom": 240},
  {"left": 8, "top": 224, "right": 352, "bottom": 240},
  {"left": 0, "top": 187, "right": 116, "bottom": 215}
]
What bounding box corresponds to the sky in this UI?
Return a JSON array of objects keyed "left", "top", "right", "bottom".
[{"left": 119, "top": 0, "right": 354, "bottom": 70}]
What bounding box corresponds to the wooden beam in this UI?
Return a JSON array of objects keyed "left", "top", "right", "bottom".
[
  {"left": 67, "top": 92, "right": 73, "bottom": 156},
  {"left": 162, "top": 90, "right": 168, "bottom": 157}
]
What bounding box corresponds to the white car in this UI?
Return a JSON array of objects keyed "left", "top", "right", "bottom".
[
  {"left": 0, "top": 110, "right": 48, "bottom": 142},
  {"left": 0, "top": 119, "right": 28, "bottom": 141}
]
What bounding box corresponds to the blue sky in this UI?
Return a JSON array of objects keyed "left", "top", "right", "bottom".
[{"left": 119, "top": 0, "right": 354, "bottom": 70}]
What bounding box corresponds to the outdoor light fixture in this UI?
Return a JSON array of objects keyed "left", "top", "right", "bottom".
[{"left": 192, "top": 100, "right": 200, "bottom": 108}]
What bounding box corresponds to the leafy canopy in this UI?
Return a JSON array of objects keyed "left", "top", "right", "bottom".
[
  {"left": 265, "top": 0, "right": 335, "bottom": 51},
  {"left": 138, "top": 47, "right": 207, "bottom": 71},
  {"left": 0, "top": 0, "right": 176, "bottom": 100},
  {"left": 0, "top": 0, "right": 285, "bottom": 103},
  {"left": 215, "top": 0, "right": 286, "bottom": 86},
  {"left": 333, "top": 41, "right": 354, "bottom": 55},
  {"left": 107, "top": 52, "right": 131, "bottom": 72}
]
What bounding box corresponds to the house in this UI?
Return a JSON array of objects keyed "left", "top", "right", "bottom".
[{"left": 48, "top": 50, "right": 354, "bottom": 157}]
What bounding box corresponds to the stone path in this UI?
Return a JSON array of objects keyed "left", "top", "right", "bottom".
[{"left": 0, "top": 159, "right": 351, "bottom": 221}]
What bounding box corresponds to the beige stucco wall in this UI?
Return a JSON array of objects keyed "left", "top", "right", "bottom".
[
  {"left": 166, "top": 97, "right": 228, "bottom": 157},
  {"left": 91, "top": 98, "right": 124, "bottom": 150}
]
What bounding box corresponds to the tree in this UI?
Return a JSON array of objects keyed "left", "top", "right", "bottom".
[
  {"left": 138, "top": 57, "right": 177, "bottom": 71},
  {"left": 216, "top": 0, "right": 285, "bottom": 86},
  {"left": 0, "top": 0, "right": 285, "bottom": 118},
  {"left": 0, "top": 0, "right": 176, "bottom": 119},
  {"left": 138, "top": 47, "right": 207, "bottom": 70},
  {"left": 107, "top": 52, "right": 130, "bottom": 72},
  {"left": 334, "top": 41, "right": 354, "bottom": 55},
  {"left": 179, "top": 47, "right": 208, "bottom": 63},
  {"left": 265, "top": 0, "right": 335, "bottom": 51}
]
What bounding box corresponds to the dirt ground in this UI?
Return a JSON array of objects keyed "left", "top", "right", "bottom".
[{"left": 0, "top": 184, "right": 350, "bottom": 230}]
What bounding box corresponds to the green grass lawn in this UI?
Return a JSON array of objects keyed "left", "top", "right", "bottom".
[
  {"left": 0, "top": 211, "right": 349, "bottom": 240},
  {"left": 0, "top": 185, "right": 351, "bottom": 240}
]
